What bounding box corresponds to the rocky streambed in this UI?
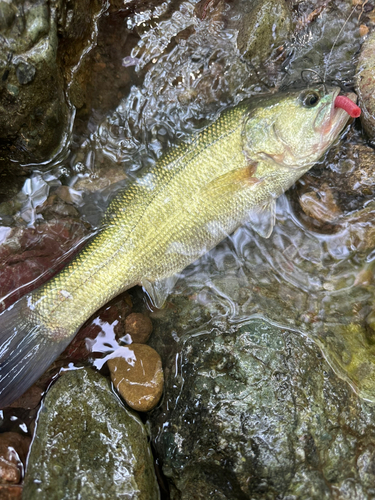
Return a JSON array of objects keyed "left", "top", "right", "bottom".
[{"left": 2, "top": 0, "right": 375, "bottom": 499}]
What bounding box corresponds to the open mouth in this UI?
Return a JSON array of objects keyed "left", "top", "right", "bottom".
[{"left": 317, "top": 89, "right": 356, "bottom": 138}]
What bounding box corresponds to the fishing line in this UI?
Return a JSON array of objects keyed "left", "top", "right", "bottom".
[{"left": 323, "top": 3, "right": 357, "bottom": 82}]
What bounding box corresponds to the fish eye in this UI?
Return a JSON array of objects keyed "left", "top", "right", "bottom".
[{"left": 299, "top": 90, "right": 320, "bottom": 108}]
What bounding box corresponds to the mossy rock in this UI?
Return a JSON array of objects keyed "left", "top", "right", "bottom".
[{"left": 23, "top": 368, "right": 160, "bottom": 500}]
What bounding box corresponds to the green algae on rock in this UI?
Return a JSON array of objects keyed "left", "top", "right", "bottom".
[
  {"left": 234, "top": 0, "right": 292, "bottom": 65},
  {"left": 23, "top": 368, "right": 160, "bottom": 500},
  {"left": 148, "top": 316, "right": 375, "bottom": 500}
]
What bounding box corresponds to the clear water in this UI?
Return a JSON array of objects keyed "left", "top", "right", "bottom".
[{"left": 1, "top": 0, "right": 375, "bottom": 408}]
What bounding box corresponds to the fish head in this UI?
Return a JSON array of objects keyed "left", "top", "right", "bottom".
[{"left": 243, "top": 87, "right": 354, "bottom": 171}]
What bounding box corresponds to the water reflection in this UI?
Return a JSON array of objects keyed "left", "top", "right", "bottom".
[{"left": 1, "top": 0, "right": 374, "bottom": 405}]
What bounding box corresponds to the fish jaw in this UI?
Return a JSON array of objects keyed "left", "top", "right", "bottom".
[{"left": 315, "top": 91, "right": 356, "bottom": 155}]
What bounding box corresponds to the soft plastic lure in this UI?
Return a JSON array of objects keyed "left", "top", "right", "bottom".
[{"left": 335, "top": 95, "right": 361, "bottom": 118}]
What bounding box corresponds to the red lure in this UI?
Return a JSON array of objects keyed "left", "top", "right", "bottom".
[{"left": 334, "top": 95, "right": 361, "bottom": 118}]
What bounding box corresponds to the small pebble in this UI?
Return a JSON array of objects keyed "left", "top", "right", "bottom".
[
  {"left": 108, "top": 344, "right": 163, "bottom": 412},
  {"left": 55, "top": 185, "right": 74, "bottom": 204},
  {"left": 124, "top": 313, "right": 153, "bottom": 344},
  {"left": 359, "top": 24, "right": 369, "bottom": 37},
  {"left": 16, "top": 61, "right": 36, "bottom": 85},
  {"left": 0, "top": 433, "right": 31, "bottom": 484}
]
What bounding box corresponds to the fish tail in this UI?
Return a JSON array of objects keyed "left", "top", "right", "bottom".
[{"left": 0, "top": 295, "right": 73, "bottom": 408}]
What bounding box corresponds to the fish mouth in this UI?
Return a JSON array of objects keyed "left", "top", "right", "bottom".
[{"left": 318, "top": 88, "right": 355, "bottom": 138}]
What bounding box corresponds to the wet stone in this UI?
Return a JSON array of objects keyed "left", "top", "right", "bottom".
[
  {"left": 8, "top": 385, "right": 43, "bottom": 410},
  {"left": 15, "top": 61, "right": 35, "bottom": 85},
  {"left": 299, "top": 183, "right": 342, "bottom": 224},
  {"left": 22, "top": 368, "right": 160, "bottom": 500},
  {"left": 0, "top": 218, "right": 89, "bottom": 311},
  {"left": 233, "top": 0, "right": 292, "bottom": 65},
  {"left": 356, "top": 29, "right": 375, "bottom": 140},
  {"left": 108, "top": 344, "right": 163, "bottom": 412},
  {"left": 0, "top": 485, "right": 22, "bottom": 499},
  {"left": 62, "top": 293, "right": 132, "bottom": 362},
  {"left": 124, "top": 313, "right": 153, "bottom": 344},
  {"left": 0, "top": 432, "right": 31, "bottom": 484},
  {"left": 0, "top": 0, "right": 67, "bottom": 169},
  {"left": 73, "top": 165, "right": 127, "bottom": 193},
  {"left": 148, "top": 311, "right": 375, "bottom": 499},
  {"left": 293, "top": 138, "right": 375, "bottom": 232}
]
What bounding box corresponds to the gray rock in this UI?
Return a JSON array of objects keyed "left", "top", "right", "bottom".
[
  {"left": 148, "top": 314, "right": 375, "bottom": 499},
  {"left": 0, "top": 0, "right": 68, "bottom": 170},
  {"left": 0, "top": 0, "right": 104, "bottom": 173},
  {"left": 234, "top": 0, "right": 292, "bottom": 65},
  {"left": 23, "top": 368, "right": 160, "bottom": 500},
  {"left": 356, "top": 30, "right": 375, "bottom": 141}
]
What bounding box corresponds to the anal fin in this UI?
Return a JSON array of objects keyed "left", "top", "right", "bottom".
[{"left": 141, "top": 274, "right": 181, "bottom": 309}]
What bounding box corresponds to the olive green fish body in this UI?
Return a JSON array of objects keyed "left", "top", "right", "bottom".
[
  {"left": 30, "top": 104, "right": 263, "bottom": 333},
  {"left": 0, "top": 88, "right": 354, "bottom": 406}
]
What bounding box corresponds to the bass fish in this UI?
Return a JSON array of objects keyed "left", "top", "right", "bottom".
[{"left": 0, "top": 87, "right": 359, "bottom": 407}]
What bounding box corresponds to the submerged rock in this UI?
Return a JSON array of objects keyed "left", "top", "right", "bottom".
[
  {"left": 124, "top": 313, "right": 153, "bottom": 344},
  {"left": 108, "top": 344, "right": 164, "bottom": 412},
  {"left": 234, "top": 0, "right": 292, "bottom": 65},
  {"left": 0, "top": 0, "right": 68, "bottom": 170},
  {"left": 148, "top": 313, "right": 375, "bottom": 499},
  {"left": 294, "top": 138, "right": 375, "bottom": 229},
  {"left": 0, "top": 0, "right": 105, "bottom": 172},
  {"left": 0, "top": 218, "right": 89, "bottom": 311},
  {"left": 0, "top": 432, "right": 30, "bottom": 484},
  {"left": 0, "top": 485, "right": 22, "bottom": 499},
  {"left": 23, "top": 368, "right": 160, "bottom": 500},
  {"left": 299, "top": 183, "right": 342, "bottom": 224},
  {"left": 356, "top": 29, "right": 375, "bottom": 141}
]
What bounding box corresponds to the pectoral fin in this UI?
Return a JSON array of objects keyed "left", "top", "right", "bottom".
[
  {"left": 200, "top": 163, "right": 260, "bottom": 198},
  {"left": 141, "top": 274, "right": 181, "bottom": 309},
  {"left": 247, "top": 200, "right": 276, "bottom": 238}
]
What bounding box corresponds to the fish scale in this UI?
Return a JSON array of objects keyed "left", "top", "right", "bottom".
[
  {"left": 0, "top": 87, "right": 354, "bottom": 407},
  {"left": 30, "top": 104, "right": 249, "bottom": 335}
]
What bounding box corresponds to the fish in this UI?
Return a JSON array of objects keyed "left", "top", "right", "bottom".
[{"left": 0, "top": 86, "right": 357, "bottom": 407}]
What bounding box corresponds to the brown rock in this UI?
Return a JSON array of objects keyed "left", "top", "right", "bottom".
[
  {"left": 0, "top": 433, "right": 31, "bottom": 485},
  {"left": 124, "top": 313, "right": 153, "bottom": 344},
  {"left": 293, "top": 140, "right": 375, "bottom": 230},
  {"left": 0, "top": 485, "right": 22, "bottom": 499},
  {"left": 108, "top": 344, "right": 163, "bottom": 412},
  {"left": 63, "top": 292, "right": 133, "bottom": 362},
  {"left": 0, "top": 458, "right": 19, "bottom": 485},
  {"left": 299, "top": 183, "right": 342, "bottom": 224},
  {"left": 73, "top": 165, "right": 127, "bottom": 193},
  {"left": 0, "top": 219, "right": 89, "bottom": 311},
  {"left": 359, "top": 24, "right": 369, "bottom": 37},
  {"left": 9, "top": 385, "right": 43, "bottom": 410}
]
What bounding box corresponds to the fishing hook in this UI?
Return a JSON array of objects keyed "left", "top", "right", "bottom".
[{"left": 301, "top": 68, "right": 328, "bottom": 94}]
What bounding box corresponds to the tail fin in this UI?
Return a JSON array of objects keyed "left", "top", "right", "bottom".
[{"left": 0, "top": 296, "right": 74, "bottom": 408}]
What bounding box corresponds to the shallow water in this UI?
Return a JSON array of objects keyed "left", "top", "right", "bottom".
[
  {"left": 74, "top": 1, "right": 375, "bottom": 399},
  {"left": 1, "top": 0, "right": 375, "bottom": 476}
]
